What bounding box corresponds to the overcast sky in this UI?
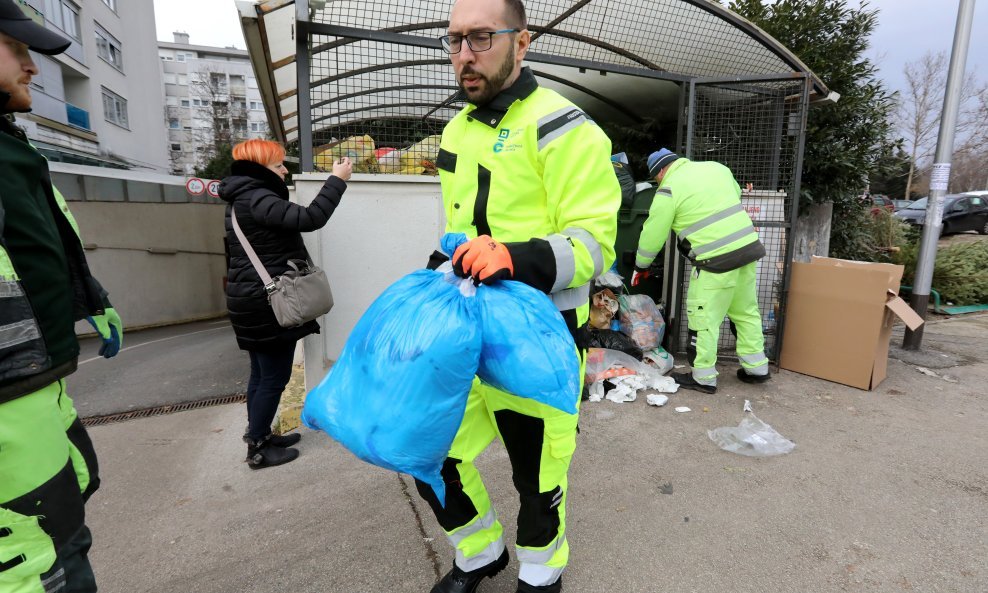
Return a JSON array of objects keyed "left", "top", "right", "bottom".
[{"left": 153, "top": 0, "right": 987, "bottom": 96}]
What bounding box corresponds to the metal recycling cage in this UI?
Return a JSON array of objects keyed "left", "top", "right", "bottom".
[{"left": 238, "top": 0, "right": 830, "bottom": 361}]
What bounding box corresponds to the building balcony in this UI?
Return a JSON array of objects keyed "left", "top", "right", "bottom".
[{"left": 66, "top": 103, "right": 90, "bottom": 130}]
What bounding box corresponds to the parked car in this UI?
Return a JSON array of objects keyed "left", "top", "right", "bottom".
[
  {"left": 894, "top": 194, "right": 988, "bottom": 235},
  {"left": 860, "top": 193, "right": 894, "bottom": 216},
  {"left": 891, "top": 199, "right": 914, "bottom": 211}
]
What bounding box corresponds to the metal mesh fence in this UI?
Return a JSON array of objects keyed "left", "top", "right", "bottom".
[
  {"left": 298, "top": 0, "right": 812, "bottom": 173},
  {"left": 674, "top": 78, "right": 808, "bottom": 360}
]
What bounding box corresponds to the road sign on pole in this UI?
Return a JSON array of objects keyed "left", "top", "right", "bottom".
[{"left": 186, "top": 177, "right": 205, "bottom": 195}]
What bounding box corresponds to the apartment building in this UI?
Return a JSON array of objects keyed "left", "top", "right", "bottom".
[
  {"left": 158, "top": 33, "right": 269, "bottom": 175},
  {"left": 12, "top": 0, "right": 169, "bottom": 171}
]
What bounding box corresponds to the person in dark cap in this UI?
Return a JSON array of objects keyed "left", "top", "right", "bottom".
[
  {"left": 633, "top": 148, "right": 770, "bottom": 393},
  {"left": 1, "top": 1, "right": 122, "bottom": 591}
]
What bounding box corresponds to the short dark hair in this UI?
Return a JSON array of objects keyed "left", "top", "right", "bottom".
[{"left": 503, "top": 0, "right": 527, "bottom": 29}]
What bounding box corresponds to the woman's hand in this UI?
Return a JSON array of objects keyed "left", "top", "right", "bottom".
[{"left": 333, "top": 157, "right": 353, "bottom": 181}]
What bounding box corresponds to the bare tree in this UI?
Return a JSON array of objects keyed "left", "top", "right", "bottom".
[
  {"left": 187, "top": 66, "right": 250, "bottom": 172},
  {"left": 897, "top": 51, "right": 986, "bottom": 199}
]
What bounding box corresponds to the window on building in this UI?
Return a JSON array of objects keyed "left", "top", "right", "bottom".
[
  {"left": 95, "top": 25, "right": 123, "bottom": 71},
  {"left": 171, "top": 143, "right": 182, "bottom": 152},
  {"left": 176, "top": 54, "right": 186, "bottom": 63},
  {"left": 163, "top": 73, "right": 177, "bottom": 85},
  {"left": 168, "top": 118, "right": 180, "bottom": 129},
  {"left": 251, "top": 122, "right": 266, "bottom": 133},
  {"left": 177, "top": 74, "right": 187, "bottom": 86},
  {"left": 247, "top": 77, "right": 258, "bottom": 89},
  {"left": 180, "top": 99, "right": 190, "bottom": 107},
  {"left": 101, "top": 0, "right": 116, "bottom": 11},
  {"left": 102, "top": 87, "right": 128, "bottom": 128},
  {"left": 250, "top": 101, "right": 262, "bottom": 110},
  {"left": 45, "top": 0, "right": 81, "bottom": 41},
  {"left": 192, "top": 99, "right": 202, "bottom": 107},
  {"left": 160, "top": 55, "right": 173, "bottom": 61}
]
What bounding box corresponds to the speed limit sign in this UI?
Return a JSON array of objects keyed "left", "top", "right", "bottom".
[
  {"left": 186, "top": 177, "right": 205, "bottom": 195},
  {"left": 206, "top": 180, "right": 220, "bottom": 198}
]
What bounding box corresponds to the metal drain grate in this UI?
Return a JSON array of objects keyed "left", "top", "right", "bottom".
[{"left": 82, "top": 393, "right": 246, "bottom": 427}]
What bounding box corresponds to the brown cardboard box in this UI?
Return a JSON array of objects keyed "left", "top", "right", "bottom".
[{"left": 779, "top": 257, "right": 925, "bottom": 390}]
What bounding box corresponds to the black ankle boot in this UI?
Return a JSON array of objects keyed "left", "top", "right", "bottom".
[
  {"left": 736, "top": 368, "right": 771, "bottom": 384},
  {"left": 517, "top": 578, "right": 562, "bottom": 593},
  {"left": 245, "top": 436, "right": 299, "bottom": 470},
  {"left": 268, "top": 432, "right": 301, "bottom": 447},
  {"left": 671, "top": 371, "right": 717, "bottom": 394},
  {"left": 430, "top": 548, "right": 509, "bottom": 593}
]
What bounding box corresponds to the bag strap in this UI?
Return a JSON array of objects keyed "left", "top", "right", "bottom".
[{"left": 230, "top": 208, "right": 278, "bottom": 294}]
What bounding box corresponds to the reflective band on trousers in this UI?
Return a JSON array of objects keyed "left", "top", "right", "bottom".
[
  {"left": 563, "top": 227, "right": 604, "bottom": 279},
  {"left": 739, "top": 352, "right": 768, "bottom": 367},
  {"left": 690, "top": 225, "right": 756, "bottom": 258},
  {"left": 457, "top": 539, "right": 506, "bottom": 572},
  {"left": 0, "top": 319, "right": 41, "bottom": 350},
  {"left": 0, "top": 280, "right": 25, "bottom": 298},
  {"left": 546, "top": 234, "right": 576, "bottom": 293},
  {"left": 691, "top": 367, "right": 718, "bottom": 385},
  {"left": 519, "top": 564, "right": 565, "bottom": 588},
  {"left": 517, "top": 535, "right": 567, "bottom": 565},
  {"left": 678, "top": 203, "right": 744, "bottom": 241},
  {"left": 446, "top": 508, "right": 498, "bottom": 546},
  {"left": 550, "top": 283, "right": 589, "bottom": 312}
]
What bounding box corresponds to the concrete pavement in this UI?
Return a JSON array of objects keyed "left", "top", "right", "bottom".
[
  {"left": 71, "top": 318, "right": 247, "bottom": 417},
  {"left": 84, "top": 315, "right": 988, "bottom": 592}
]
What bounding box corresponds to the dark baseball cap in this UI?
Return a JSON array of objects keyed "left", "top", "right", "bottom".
[{"left": 0, "top": 0, "right": 71, "bottom": 55}]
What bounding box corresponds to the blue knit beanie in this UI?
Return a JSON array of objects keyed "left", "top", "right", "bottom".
[{"left": 647, "top": 149, "right": 679, "bottom": 178}]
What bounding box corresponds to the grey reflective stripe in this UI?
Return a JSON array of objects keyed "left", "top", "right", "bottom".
[
  {"left": 447, "top": 508, "right": 498, "bottom": 546},
  {"left": 550, "top": 283, "right": 589, "bottom": 312},
  {"left": 0, "top": 320, "right": 41, "bottom": 350},
  {"left": 0, "top": 280, "right": 25, "bottom": 298},
  {"left": 457, "top": 539, "right": 506, "bottom": 572},
  {"left": 656, "top": 187, "right": 673, "bottom": 197},
  {"left": 518, "top": 564, "right": 565, "bottom": 588},
  {"left": 679, "top": 203, "right": 744, "bottom": 240},
  {"left": 546, "top": 234, "right": 576, "bottom": 293},
  {"left": 517, "top": 535, "right": 567, "bottom": 565},
  {"left": 42, "top": 568, "right": 66, "bottom": 593},
  {"left": 691, "top": 225, "right": 756, "bottom": 258},
  {"left": 537, "top": 107, "right": 574, "bottom": 130},
  {"left": 563, "top": 227, "right": 603, "bottom": 278},
  {"left": 739, "top": 353, "right": 768, "bottom": 366},
  {"left": 692, "top": 367, "right": 718, "bottom": 385},
  {"left": 538, "top": 113, "right": 588, "bottom": 150},
  {"left": 636, "top": 247, "right": 660, "bottom": 260}
]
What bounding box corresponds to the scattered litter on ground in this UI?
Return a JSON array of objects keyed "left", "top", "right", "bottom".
[
  {"left": 708, "top": 400, "right": 795, "bottom": 457},
  {"left": 646, "top": 394, "right": 669, "bottom": 407},
  {"left": 675, "top": 406, "right": 692, "bottom": 413},
  {"left": 916, "top": 366, "right": 939, "bottom": 377}
]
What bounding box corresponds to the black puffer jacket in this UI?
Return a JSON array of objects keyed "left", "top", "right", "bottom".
[{"left": 220, "top": 160, "right": 346, "bottom": 351}]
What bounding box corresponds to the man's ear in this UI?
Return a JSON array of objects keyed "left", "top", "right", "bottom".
[{"left": 515, "top": 29, "right": 531, "bottom": 62}]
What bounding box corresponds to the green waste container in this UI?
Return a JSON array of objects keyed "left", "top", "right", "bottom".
[{"left": 613, "top": 183, "right": 662, "bottom": 296}]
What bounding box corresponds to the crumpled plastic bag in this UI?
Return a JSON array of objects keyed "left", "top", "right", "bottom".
[
  {"left": 708, "top": 400, "right": 796, "bottom": 457},
  {"left": 584, "top": 348, "right": 678, "bottom": 403},
  {"left": 595, "top": 269, "right": 624, "bottom": 290},
  {"left": 642, "top": 347, "right": 674, "bottom": 375},
  {"left": 315, "top": 135, "right": 379, "bottom": 173},
  {"left": 398, "top": 135, "right": 442, "bottom": 175},
  {"left": 301, "top": 265, "right": 481, "bottom": 505},
  {"left": 585, "top": 328, "right": 643, "bottom": 360},
  {"left": 618, "top": 294, "right": 665, "bottom": 350},
  {"left": 590, "top": 289, "right": 619, "bottom": 329},
  {"left": 442, "top": 233, "right": 580, "bottom": 415}
]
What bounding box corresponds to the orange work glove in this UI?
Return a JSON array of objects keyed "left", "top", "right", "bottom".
[{"left": 452, "top": 235, "right": 514, "bottom": 285}]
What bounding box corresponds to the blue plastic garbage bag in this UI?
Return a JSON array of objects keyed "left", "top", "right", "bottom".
[
  {"left": 301, "top": 267, "right": 481, "bottom": 505},
  {"left": 442, "top": 233, "right": 580, "bottom": 415}
]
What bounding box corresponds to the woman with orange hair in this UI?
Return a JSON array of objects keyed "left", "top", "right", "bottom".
[{"left": 219, "top": 139, "right": 352, "bottom": 469}]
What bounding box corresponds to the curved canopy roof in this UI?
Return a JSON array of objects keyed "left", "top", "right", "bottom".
[{"left": 238, "top": 0, "right": 830, "bottom": 145}]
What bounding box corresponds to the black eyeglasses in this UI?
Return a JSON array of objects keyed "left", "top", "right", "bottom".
[{"left": 439, "top": 29, "right": 520, "bottom": 54}]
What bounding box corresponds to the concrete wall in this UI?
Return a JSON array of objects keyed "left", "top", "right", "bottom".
[
  {"left": 299, "top": 174, "right": 445, "bottom": 390},
  {"left": 52, "top": 164, "right": 229, "bottom": 332}
]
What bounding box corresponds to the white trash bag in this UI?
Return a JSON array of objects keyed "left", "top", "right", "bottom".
[{"left": 708, "top": 400, "right": 795, "bottom": 457}]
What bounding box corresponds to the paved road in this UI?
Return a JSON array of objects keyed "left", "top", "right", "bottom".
[{"left": 70, "top": 318, "right": 248, "bottom": 418}]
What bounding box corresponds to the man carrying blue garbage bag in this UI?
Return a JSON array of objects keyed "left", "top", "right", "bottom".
[
  {"left": 632, "top": 148, "right": 771, "bottom": 394},
  {"left": 415, "top": 1, "right": 621, "bottom": 591}
]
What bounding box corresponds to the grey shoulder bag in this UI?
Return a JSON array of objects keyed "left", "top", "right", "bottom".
[{"left": 230, "top": 210, "right": 334, "bottom": 328}]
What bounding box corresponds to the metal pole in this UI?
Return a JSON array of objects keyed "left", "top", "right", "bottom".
[
  {"left": 296, "top": 0, "right": 314, "bottom": 172},
  {"left": 903, "top": 0, "right": 976, "bottom": 350}
]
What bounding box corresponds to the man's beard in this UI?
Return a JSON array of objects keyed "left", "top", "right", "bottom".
[{"left": 459, "top": 49, "right": 515, "bottom": 107}]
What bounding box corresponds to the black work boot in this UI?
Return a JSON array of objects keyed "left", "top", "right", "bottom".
[
  {"left": 245, "top": 436, "right": 299, "bottom": 469},
  {"left": 517, "top": 578, "right": 562, "bottom": 593},
  {"left": 430, "top": 548, "right": 509, "bottom": 593},
  {"left": 671, "top": 371, "right": 717, "bottom": 394},
  {"left": 268, "top": 432, "right": 302, "bottom": 447},
  {"left": 736, "top": 368, "right": 771, "bottom": 384}
]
